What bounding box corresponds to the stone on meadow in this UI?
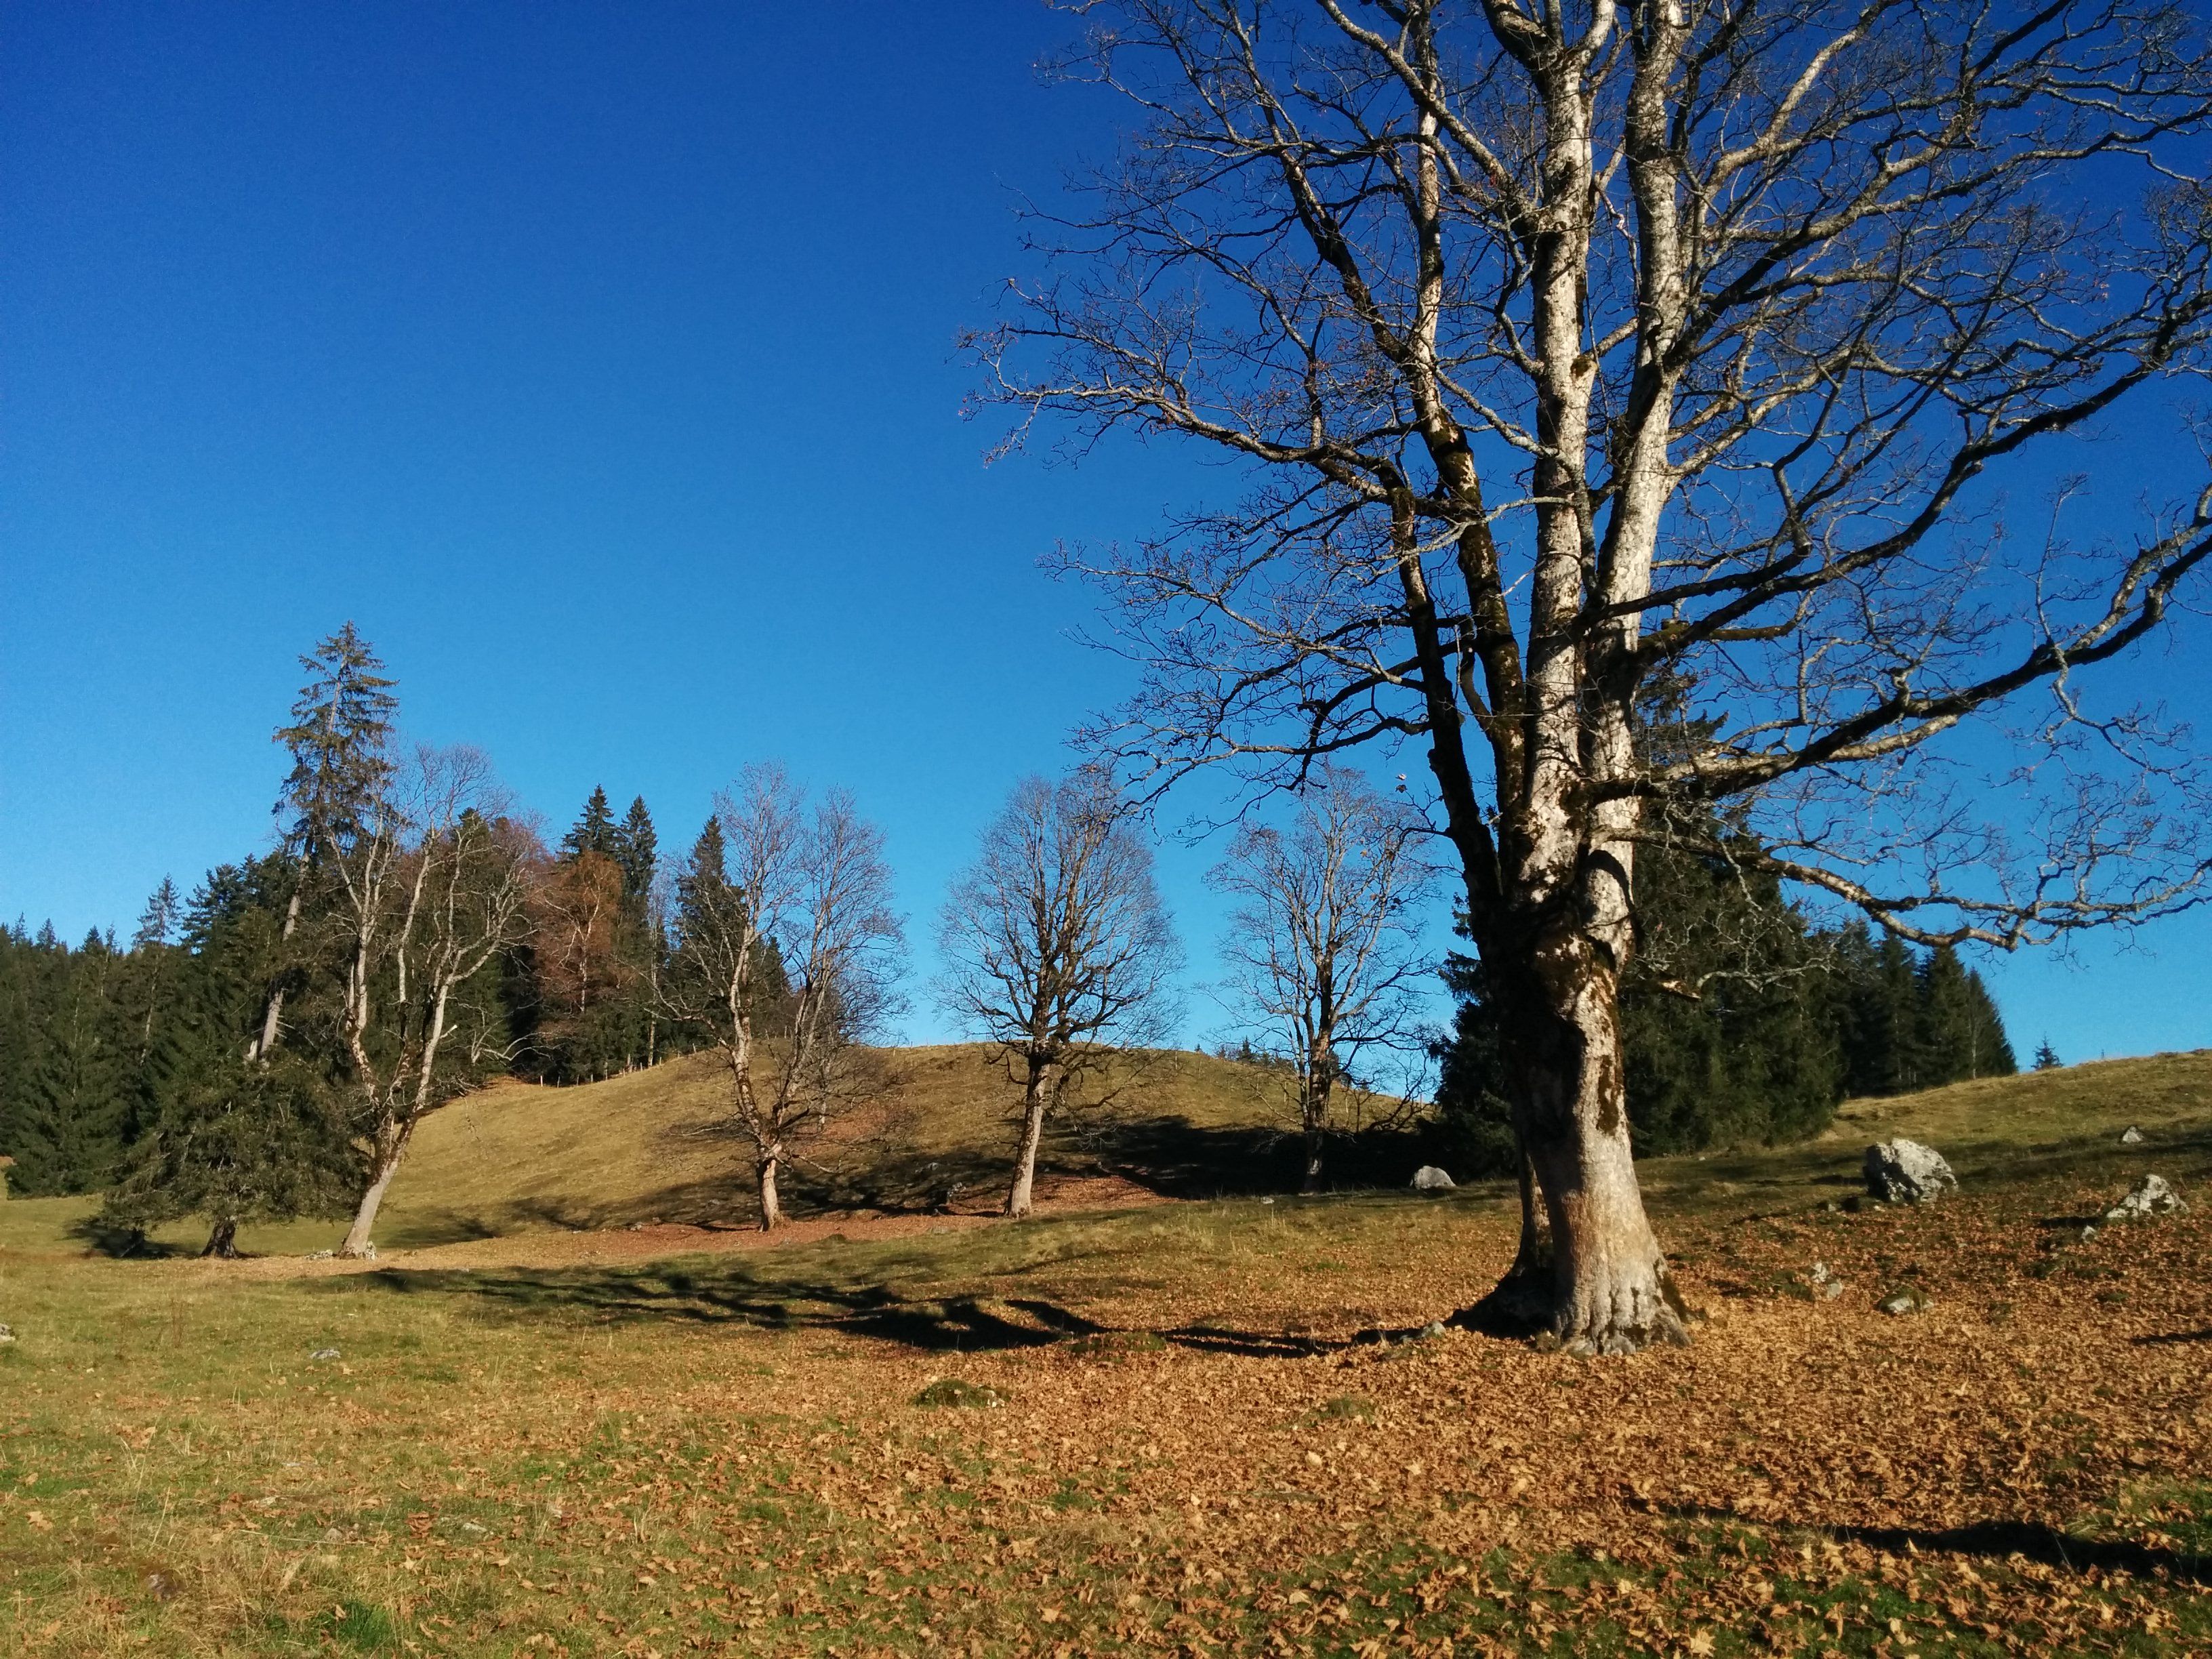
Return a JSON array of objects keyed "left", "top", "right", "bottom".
[
  {"left": 2121, "top": 1126, "right": 2144, "bottom": 1145},
  {"left": 1410, "top": 1166, "right": 1456, "bottom": 1193},
  {"left": 1862, "top": 1139, "right": 1957, "bottom": 1204},
  {"left": 0, "top": 1324, "right": 14, "bottom": 1344},
  {"left": 2105, "top": 1174, "right": 2186, "bottom": 1221}
]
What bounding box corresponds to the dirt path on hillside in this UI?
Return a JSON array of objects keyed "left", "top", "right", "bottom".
[{"left": 192, "top": 1173, "right": 1170, "bottom": 1282}]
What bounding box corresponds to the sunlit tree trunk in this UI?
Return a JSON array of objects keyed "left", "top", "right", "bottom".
[
  {"left": 1299, "top": 1047, "right": 1331, "bottom": 1195},
  {"left": 757, "top": 1143, "right": 783, "bottom": 1231},
  {"left": 1004, "top": 1056, "right": 1055, "bottom": 1218},
  {"left": 342, "top": 1120, "right": 414, "bottom": 1257},
  {"left": 248, "top": 888, "right": 302, "bottom": 1061}
]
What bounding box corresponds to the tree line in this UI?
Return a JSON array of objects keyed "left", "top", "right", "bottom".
[{"left": 0, "top": 624, "right": 2015, "bottom": 1250}]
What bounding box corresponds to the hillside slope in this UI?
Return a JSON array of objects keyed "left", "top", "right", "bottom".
[
  {"left": 3, "top": 1045, "right": 2203, "bottom": 1260},
  {"left": 368, "top": 1044, "right": 1367, "bottom": 1249}
]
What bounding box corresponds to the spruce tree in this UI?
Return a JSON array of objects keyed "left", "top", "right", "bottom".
[
  {"left": 255, "top": 625, "right": 398, "bottom": 1060},
  {"left": 104, "top": 857, "right": 356, "bottom": 1254},
  {"left": 2034, "top": 1039, "right": 2062, "bottom": 1071},
  {"left": 102, "top": 1052, "right": 356, "bottom": 1256},
  {"left": 613, "top": 796, "right": 658, "bottom": 904},
  {"left": 0, "top": 930, "right": 131, "bottom": 1193},
  {"left": 132, "top": 878, "right": 181, "bottom": 949},
  {"left": 561, "top": 787, "right": 619, "bottom": 861}
]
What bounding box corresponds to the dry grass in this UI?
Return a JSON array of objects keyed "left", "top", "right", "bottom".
[{"left": 2, "top": 1052, "right": 2209, "bottom": 1655}]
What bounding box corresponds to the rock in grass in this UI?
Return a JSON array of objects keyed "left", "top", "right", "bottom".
[
  {"left": 2106, "top": 1174, "right": 2186, "bottom": 1221},
  {"left": 310, "top": 1347, "right": 341, "bottom": 1361},
  {"left": 1863, "top": 1140, "right": 1957, "bottom": 1204},
  {"left": 0, "top": 1324, "right": 14, "bottom": 1344},
  {"left": 1410, "top": 1166, "right": 1456, "bottom": 1193},
  {"left": 2121, "top": 1126, "right": 2144, "bottom": 1145},
  {"left": 912, "top": 1378, "right": 1004, "bottom": 1410}
]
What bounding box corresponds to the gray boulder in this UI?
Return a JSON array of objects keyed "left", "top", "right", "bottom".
[
  {"left": 2106, "top": 1174, "right": 2186, "bottom": 1221},
  {"left": 1808, "top": 1261, "right": 1845, "bottom": 1300},
  {"left": 1877, "top": 1287, "right": 1931, "bottom": 1317},
  {"left": 2121, "top": 1126, "right": 2144, "bottom": 1145},
  {"left": 1863, "top": 1139, "right": 1957, "bottom": 1204},
  {"left": 0, "top": 1323, "right": 14, "bottom": 1344},
  {"left": 1410, "top": 1166, "right": 1456, "bottom": 1193}
]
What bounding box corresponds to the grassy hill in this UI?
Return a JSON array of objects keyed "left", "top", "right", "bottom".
[
  {"left": 0, "top": 1042, "right": 1420, "bottom": 1257},
  {"left": 3, "top": 1044, "right": 2206, "bottom": 1261},
  {"left": 334, "top": 1041, "right": 2212, "bottom": 1248},
  {"left": 370, "top": 1042, "right": 1343, "bottom": 1248}
]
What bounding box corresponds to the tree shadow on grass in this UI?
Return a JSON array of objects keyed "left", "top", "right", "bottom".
[
  {"left": 1665, "top": 1505, "right": 2211, "bottom": 1585},
  {"left": 320, "top": 1258, "right": 1355, "bottom": 1361},
  {"left": 327, "top": 1260, "right": 1118, "bottom": 1354},
  {"left": 66, "top": 1214, "right": 192, "bottom": 1258},
  {"left": 1829, "top": 1519, "right": 2212, "bottom": 1586}
]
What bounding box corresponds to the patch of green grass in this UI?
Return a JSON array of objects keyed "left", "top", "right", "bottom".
[{"left": 912, "top": 1378, "right": 1004, "bottom": 1409}]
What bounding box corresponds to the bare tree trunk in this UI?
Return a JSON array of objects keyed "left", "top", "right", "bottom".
[
  {"left": 201, "top": 1216, "right": 239, "bottom": 1258},
  {"left": 342, "top": 1122, "right": 413, "bottom": 1258},
  {"left": 1488, "top": 935, "right": 1684, "bottom": 1353},
  {"left": 1299, "top": 1071, "right": 1329, "bottom": 1195},
  {"left": 1004, "top": 1055, "right": 1054, "bottom": 1218},
  {"left": 757, "top": 1144, "right": 783, "bottom": 1231},
  {"left": 248, "top": 887, "right": 304, "bottom": 1061}
]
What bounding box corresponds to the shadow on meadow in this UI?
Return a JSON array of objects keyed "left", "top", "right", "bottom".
[
  {"left": 1662, "top": 1503, "right": 2212, "bottom": 1586},
  {"left": 321, "top": 1255, "right": 1349, "bottom": 1359}
]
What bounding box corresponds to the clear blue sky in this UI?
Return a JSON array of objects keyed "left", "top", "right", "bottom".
[{"left": 3, "top": 1, "right": 2205, "bottom": 1064}]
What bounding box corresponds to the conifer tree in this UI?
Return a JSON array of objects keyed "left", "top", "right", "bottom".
[
  {"left": 1961, "top": 968, "right": 2018, "bottom": 1082},
  {"left": 614, "top": 797, "right": 658, "bottom": 905},
  {"left": 12, "top": 935, "right": 132, "bottom": 1192},
  {"left": 254, "top": 625, "right": 398, "bottom": 1060},
  {"left": 132, "top": 878, "right": 181, "bottom": 949},
  {"left": 561, "top": 787, "right": 619, "bottom": 861},
  {"left": 2034, "top": 1040, "right": 2063, "bottom": 1071},
  {"left": 104, "top": 856, "right": 357, "bottom": 1254}
]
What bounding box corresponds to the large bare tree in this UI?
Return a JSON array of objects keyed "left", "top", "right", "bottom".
[
  {"left": 665, "top": 765, "right": 904, "bottom": 1229},
  {"left": 331, "top": 745, "right": 539, "bottom": 1256},
  {"left": 1210, "top": 766, "right": 1435, "bottom": 1191},
  {"left": 974, "top": 1, "right": 2212, "bottom": 1349},
  {"left": 937, "top": 771, "right": 1183, "bottom": 1217}
]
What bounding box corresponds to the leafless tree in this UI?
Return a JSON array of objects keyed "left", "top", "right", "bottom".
[
  {"left": 1210, "top": 766, "right": 1435, "bottom": 1191},
  {"left": 972, "top": 1, "right": 2212, "bottom": 1349},
  {"left": 937, "top": 771, "right": 1183, "bottom": 1216},
  {"left": 331, "top": 745, "right": 540, "bottom": 1256},
  {"left": 665, "top": 764, "right": 905, "bottom": 1229}
]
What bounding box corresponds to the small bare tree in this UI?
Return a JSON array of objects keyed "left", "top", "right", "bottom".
[
  {"left": 1210, "top": 767, "right": 1435, "bottom": 1192},
  {"left": 976, "top": 0, "right": 2212, "bottom": 1350},
  {"left": 331, "top": 745, "right": 539, "bottom": 1256},
  {"left": 937, "top": 772, "right": 1183, "bottom": 1218},
  {"left": 665, "top": 765, "right": 903, "bottom": 1229}
]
